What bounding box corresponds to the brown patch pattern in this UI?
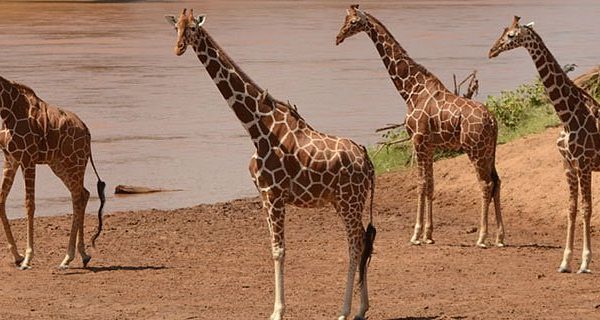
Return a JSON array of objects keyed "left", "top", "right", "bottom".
[
  {"left": 489, "top": 16, "right": 600, "bottom": 273},
  {"left": 168, "top": 8, "right": 376, "bottom": 320},
  {"left": 0, "top": 76, "right": 103, "bottom": 269},
  {"left": 336, "top": 5, "right": 504, "bottom": 247}
]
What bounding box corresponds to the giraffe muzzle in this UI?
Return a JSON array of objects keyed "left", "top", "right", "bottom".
[
  {"left": 488, "top": 48, "right": 500, "bottom": 59},
  {"left": 175, "top": 44, "right": 186, "bottom": 56}
]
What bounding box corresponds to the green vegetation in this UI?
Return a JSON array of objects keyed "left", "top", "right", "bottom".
[{"left": 370, "top": 79, "right": 562, "bottom": 174}]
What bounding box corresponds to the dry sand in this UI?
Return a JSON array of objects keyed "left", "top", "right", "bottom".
[{"left": 0, "top": 127, "right": 599, "bottom": 319}]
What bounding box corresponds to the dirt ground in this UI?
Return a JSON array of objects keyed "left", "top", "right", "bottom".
[{"left": 0, "top": 127, "right": 599, "bottom": 320}]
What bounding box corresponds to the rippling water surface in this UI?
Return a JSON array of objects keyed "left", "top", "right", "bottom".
[{"left": 0, "top": 0, "right": 598, "bottom": 217}]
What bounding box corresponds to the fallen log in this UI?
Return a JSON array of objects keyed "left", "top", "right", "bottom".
[{"left": 114, "top": 185, "right": 183, "bottom": 195}]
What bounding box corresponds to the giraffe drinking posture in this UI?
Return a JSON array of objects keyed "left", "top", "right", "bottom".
[
  {"left": 336, "top": 5, "right": 504, "bottom": 247},
  {"left": 0, "top": 76, "right": 106, "bottom": 270},
  {"left": 166, "top": 9, "right": 376, "bottom": 320},
  {"left": 490, "top": 16, "right": 600, "bottom": 273}
]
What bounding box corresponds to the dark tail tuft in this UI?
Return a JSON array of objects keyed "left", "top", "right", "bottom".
[
  {"left": 90, "top": 180, "right": 106, "bottom": 248},
  {"left": 358, "top": 223, "right": 376, "bottom": 287}
]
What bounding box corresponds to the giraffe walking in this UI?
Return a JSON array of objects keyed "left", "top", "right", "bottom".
[
  {"left": 489, "top": 16, "right": 600, "bottom": 273},
  {"left": 166, "top": 9, "right": 376, "bottom": 320},
  {"left": 336, "top": 5, "right": 504, "bottom": 247},
  {"left": 0, "top": 76, "right": 106, "bottom": 269}
]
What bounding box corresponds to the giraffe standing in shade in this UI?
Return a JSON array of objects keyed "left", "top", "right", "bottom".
[
  {"left": 336, "top": 5, "right": 504, "bottom": 247},
  {"left": 0, "top": 76, "right": 106, "bottom": 270},
  {"left": 166, "top": 9, "right": 376, "bottom": 320},
  {"left": 489, "top": 16, "right": 600, "bottom": 273}
]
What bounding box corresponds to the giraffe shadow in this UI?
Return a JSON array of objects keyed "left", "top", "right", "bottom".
[
  {"left": 61, "top": 265, "right": 168, "bottom": 275},
  {"left": 386, "top": 316, "right": 443, "bottom": 320},
  {"left": 442, "top": 243, "right": 561, "bottom": 250}
]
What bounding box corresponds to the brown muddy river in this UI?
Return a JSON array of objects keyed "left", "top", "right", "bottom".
[{"left": 0, "top": 0, "right": 598, "bottom": 217}]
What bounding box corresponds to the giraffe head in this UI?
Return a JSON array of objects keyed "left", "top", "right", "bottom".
[
  {"left": 488, "top": 16, "right": 535, "bottom": 59},
  {"left": 165, "top": 8, "right": 206, "bottom": 56},
  {"left": 335, "top": 4, "right": 369, "bottom": 45}
]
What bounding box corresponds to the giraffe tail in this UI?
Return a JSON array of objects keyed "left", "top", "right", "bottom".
[
  {"left": 359, "top": 147, "right": 377, "bottom": 287},
  {"left": 491, "top": 165, "right": 500, "bottom": 198},
  {"left": 89, "top": 151, "right": 106, "bottom": 248}
]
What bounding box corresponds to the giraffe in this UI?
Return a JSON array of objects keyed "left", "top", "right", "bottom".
[
  {"left": 0, "top": 76, "right": 106, "bottom": 270},
  {"left": 166, "top": 9, "right": 376, "bottom": 320},
  {"left": 336, "top": 4, "right": 504, "bottom": 247},
  {"left": 489, "top": 16, "right": 600, "bottom": 273}
]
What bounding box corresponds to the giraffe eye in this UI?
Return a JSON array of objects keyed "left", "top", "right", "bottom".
[
  {"left": 350, "top": 19, "right": 358, "bottom": 24},
  {"left": 507, "top": 31, "right": 516, "bottom": 38}
]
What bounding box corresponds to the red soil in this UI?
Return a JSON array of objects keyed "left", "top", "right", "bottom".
[{"left": 0, "top": 127, "right": 599, "bottom": 320}]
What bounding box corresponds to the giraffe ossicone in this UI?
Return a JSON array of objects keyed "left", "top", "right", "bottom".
[
  {"left": 489, "top": 16, "right": 600, "bottom": 274},
  {"left": 336, "top": 4, "right": 505, "bottom": 248},
  {"left": 0, "top": 76, "right": 106, "bottom": 270},
  {"left": 167, "top": 8, "right": 376, "bottom": 320}
]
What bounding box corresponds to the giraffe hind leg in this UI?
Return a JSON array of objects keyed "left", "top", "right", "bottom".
[
  {"left": 50, "top": 163, "right": 91, "bottom": 269},
  {"left": 577, "top": 171, "right": 592, "bottom": 274},
  {"left": 491, "top": 166, "right": 505, "bottom": 247}
]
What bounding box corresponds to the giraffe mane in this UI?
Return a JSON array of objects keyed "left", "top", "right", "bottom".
[
  {"left": 364, "top": 13, "right": 448, "bottom": 93},
  {"left": 270, "top": 95, "right": 314, "bottom": 130},
  {"left": 364, "top": 13, "right": 407, "bottom": 55},
  {"left": 0, "top": 76, "right": 45, "bottom": 103}
]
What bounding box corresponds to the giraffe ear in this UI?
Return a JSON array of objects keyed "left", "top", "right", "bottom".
[
  {"left": 356, "top": 9, "right": 367, "bottom": 20},
  {"left": 195, "top": 15, "right": 207, "bottom": 27},
  {"left": 165, "top": 15, "right": 177, "bottom": 26},
  {"left": 525, "top": 21, "right": 535, "bottom": 28}
]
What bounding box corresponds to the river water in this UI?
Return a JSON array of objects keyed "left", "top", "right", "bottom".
[{"left": 0, "top": 0, "right": 598, "bottom": 218}]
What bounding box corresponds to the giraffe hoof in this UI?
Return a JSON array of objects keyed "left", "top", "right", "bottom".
[
  {"left": 496, "top": 242, "right": 506, "bottom": 248},
  {"left": 14, "top": 256, "right": 24, "bottom": 267},
  {"left": 82, "top": 256, "right": 91, "bottom": 268},
  {"left": 58, "top": 264, "right": 70, "bottom": 270},
  {"left": 476, "top": 242, "right": 487, "bottom": 248},
  {"left": 410, "top": 239, "right": 422, "bottom": 245},
  {"left": 17, "top": 264, "right": 31, "bottom": 271},
  {"left": 577, "top": 268, "right": 592, "bottom": 274},
  {"left": 557, "top": 267, "right": 571, "bottom": 273},
  {"left": 423, "top": 238, "right": 435, "bottom": 244},
  {"left": 353, "top": 316, "right": 366, "bottom": 320}
]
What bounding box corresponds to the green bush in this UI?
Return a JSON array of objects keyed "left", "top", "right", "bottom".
[
  {"left": 370, "top": 78, "right": 560, "bottom": 173},
  {"left": 485, "top": 79, "right": 548, "bottom": 129}
]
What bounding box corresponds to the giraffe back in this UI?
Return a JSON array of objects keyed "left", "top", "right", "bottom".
[{"left": 0, "top": 78, "right": 91, "bottom": 165}]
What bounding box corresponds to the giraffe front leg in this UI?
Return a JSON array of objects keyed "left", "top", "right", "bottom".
[
  {"left": 578, "top": 172, "right": 592, "bottom": 274},
  {"left": 19, "top": 165, "right": 36, "bottom": 270},
  {"left": 471, "top": 157, "right": 495, "bottom": 248},
  {"left": 559, "top": 166, "right": 578, "bottom": 273},
  {"left": 411, "top": 148, "right": 430, "bottom": 245},
  {"left": 0, "top": 156, "right": 23, "bottom": 265},
  {"left": 263, "top": 192, "right": 286, "bottom": 320}
]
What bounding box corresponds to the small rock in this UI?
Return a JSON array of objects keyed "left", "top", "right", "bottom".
[{"left": 466, "top": 227, "right": 478, "bottom": 234}]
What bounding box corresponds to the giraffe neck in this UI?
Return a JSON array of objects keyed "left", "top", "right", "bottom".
[
  {"left": 364, "top": 14, "right": 449, "bottom": 106},
  {"left": 190, "top": 27, "right": 266, "bottom": 141},
  {"left": 523, "top": 29, "right": 584, "bottom": 126},
  {"left": 189, "top": 27, "right": 312, "bottom": 147},
  {"left": 0, "top": 77, "right": 30, "bottom": 129}
]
